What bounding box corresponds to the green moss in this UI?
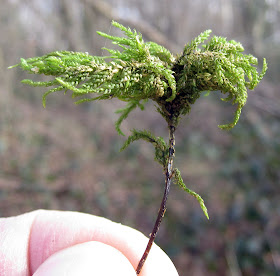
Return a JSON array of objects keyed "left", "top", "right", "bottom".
[{"left": 11, "top": 20, "right": 267, "bottom": 222}]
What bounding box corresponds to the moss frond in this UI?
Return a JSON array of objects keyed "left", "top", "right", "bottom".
[
  {"left": 115, "top": 100, "right": 143, "bottom": 136},
  {"left": 13, "top": 21, "right": 177, "bottom": 113},
  {"left": 121, "top": 129, "right": 168, "bottom": 167},
  {"left": 175, "top": 34, "right": 268, "bottom": 129},
  {"left": 173, "top": 168, "right": 209, "bottom": 219},
  {"left": 182, "top": 29, "right": 212, "bottom": 55},
  {"left": 11, "top": 21, "right": 267, "bottom": 131}
]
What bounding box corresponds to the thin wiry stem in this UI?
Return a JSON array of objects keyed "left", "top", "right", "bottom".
[{"left": 136, "top": 124, "right": 176, "bottom": 275}]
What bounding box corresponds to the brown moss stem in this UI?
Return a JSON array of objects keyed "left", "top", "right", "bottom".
[{"left": 136, "top": 123, "right": 176, "bottom": 274}]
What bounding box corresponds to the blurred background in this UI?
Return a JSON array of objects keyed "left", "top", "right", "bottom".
[{"left": 0, "top": 0, "right": 279, "bottom": 275}]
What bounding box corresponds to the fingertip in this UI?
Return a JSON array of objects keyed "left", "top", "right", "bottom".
[
  {"left": 30, "top": 210, "right": 178, "bottom": 276},
  {"left": 33, "top": 241, "right": 136, "bottom": 276}
]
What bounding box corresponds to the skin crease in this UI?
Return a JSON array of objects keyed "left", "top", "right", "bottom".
[{"left": 0, "top": 210, "right": 179, "bottom": 276}]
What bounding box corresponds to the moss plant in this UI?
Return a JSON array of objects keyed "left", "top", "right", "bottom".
[{"left": 10, "top": 21, "right": 267, "bottom": 274}]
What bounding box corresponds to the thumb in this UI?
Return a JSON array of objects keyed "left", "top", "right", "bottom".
[{"left": 33, "top": 241, "right": 136, "bottom": 276}]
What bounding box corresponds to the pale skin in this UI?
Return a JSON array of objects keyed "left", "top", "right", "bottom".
[{"left": 0, "top": 210, "right": 179, "bottom": 276}]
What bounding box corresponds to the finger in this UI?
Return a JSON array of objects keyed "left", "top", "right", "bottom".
[
  {"left": 0, "top": 210, "right": 178, "bottom": 276},
  {"left": 34, "top": 241, "right": 136, "bottom": 276},
  {"left": 0, "top": 210, "right": 38, "bottom": 275},
  {"left": 29, "top": 210, "right": 178, "bottom": 275}
]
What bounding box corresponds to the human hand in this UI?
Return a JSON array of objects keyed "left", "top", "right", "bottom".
[{"left": 0, "top": 210, "right": 179, "bottom": 275}]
